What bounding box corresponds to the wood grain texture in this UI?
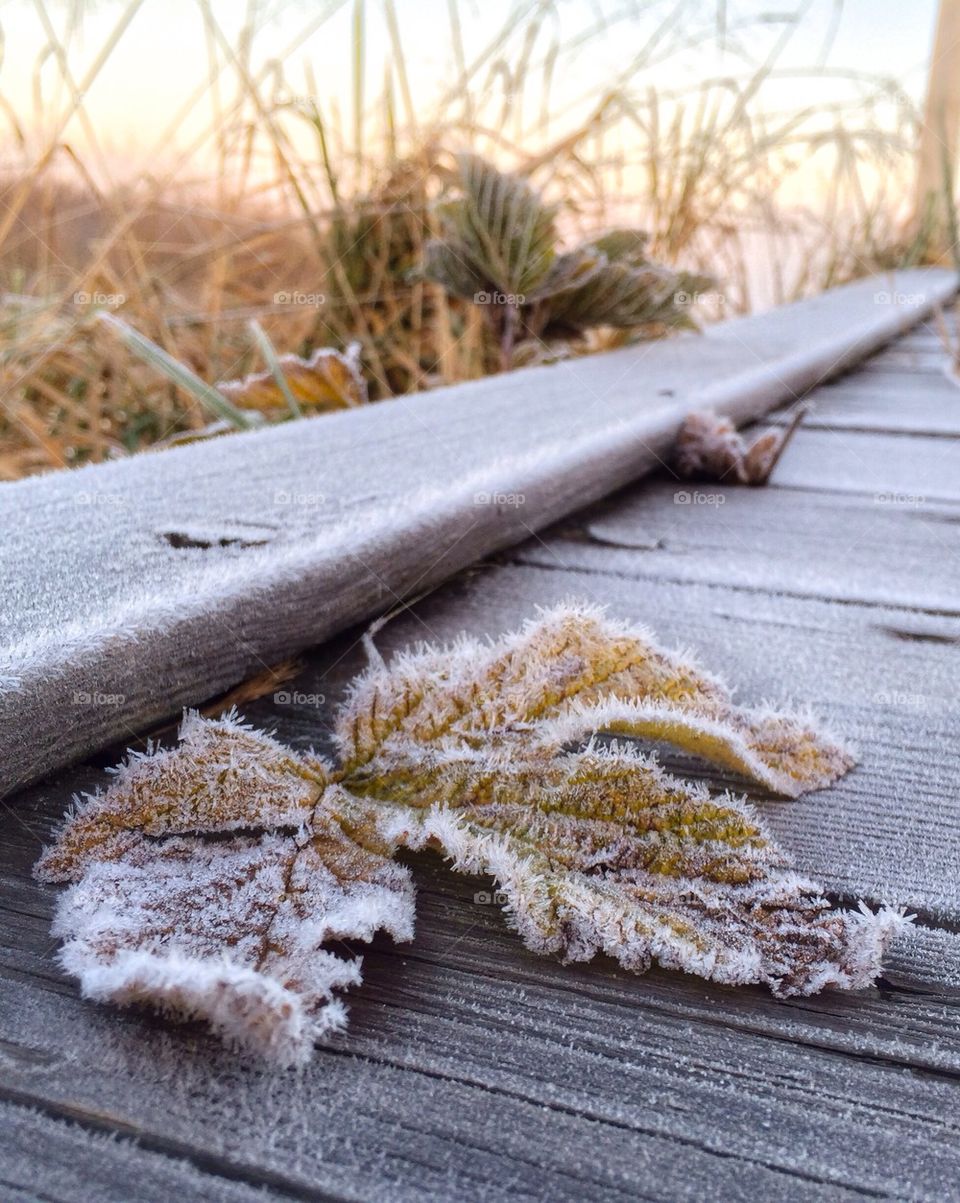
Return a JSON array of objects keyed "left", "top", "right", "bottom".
[
  {"left": 0, "top": 269, "right": 954, "bottom": 801},
  {"left": 515, "top": 484, "right": 960, "bottom": 613},
  {"left": 766, "top": 428, "right": 960, "bottom": 500},
  {"left": 767, "top": 379, "right": 960, "bottom": 436},
  {"left": 0, "top": 1101, "right": 276, "bottom": 1203}
]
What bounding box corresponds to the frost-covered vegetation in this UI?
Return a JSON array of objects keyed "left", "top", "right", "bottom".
[
  {"left": 0, "top": 1, "right": 929, "bottom": 478},
  {"left": 37, "top": 605, "right": 907, "bottom": 1067}
]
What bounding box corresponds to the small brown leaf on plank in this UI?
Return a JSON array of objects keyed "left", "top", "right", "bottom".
[{"left": 675, "top": 406, "right": 809, "bottom": 485}]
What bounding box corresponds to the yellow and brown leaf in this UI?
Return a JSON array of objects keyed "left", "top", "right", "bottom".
[
  {"left": 217, "top": 343, "right": 367, "bottom": 412},
  {"left": 38, "top": 607, "right": 903, "bottom": 1066},
  {"left": 38, "top": 713, "right": 414, "bottom": 1067},
  {"left": 336, "top": 604, "right": 855, "bottom": 796}
]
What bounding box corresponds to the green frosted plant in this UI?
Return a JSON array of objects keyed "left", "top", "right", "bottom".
[
  {"left": 423, "top": 154, "right": 713, "bottom": 367},
  {"left": 37, "top": 605, "right": 906, "bottom": 1067}
]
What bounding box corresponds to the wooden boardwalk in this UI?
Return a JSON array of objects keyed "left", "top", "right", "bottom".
[{"left": 2, "top": 280, "right": 960, "bottom": 1201}]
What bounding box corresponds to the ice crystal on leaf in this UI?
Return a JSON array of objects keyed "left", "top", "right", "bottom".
[{"left": 38, "top": 606, "right": 905, "bottom": 1067}]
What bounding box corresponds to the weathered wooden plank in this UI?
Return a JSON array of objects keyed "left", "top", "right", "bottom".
[
  {"left": 879, "top": 331, "right": 953, "bottom": 354},
  {"left": 3, "top": 849, "right": 960, "bottom": 1203},
  {"left": 0, "top": 981, "right": 878, "bottom": 1203},
  {"left": 515, "top": 483, "right": 960, "bottom": 614},
  {"left": 0, "top": 1100, "right": 278, "bottom": 1203},
  {"left": 1, "top": 269, "right": 954, "bottom": 801},
  {"left": 761, "top": 427, "right": 960, "bottom": 500},
  {"left": 768, "top": 379, "right": 960, "bottom": 436},
  {"left": 859, "top": 345, "right": 955, "bottom": 373},
  {"left": 883, "top": 320, "right": 950, "bottom": 341},
  {"left": 886, "top": 924, "right": 960, "bottom": 990}
]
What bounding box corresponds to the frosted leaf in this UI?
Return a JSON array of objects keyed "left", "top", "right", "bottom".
[
  {"left": 348, "top": 741, "right": 904, "bottom": 997},
  {"left": 37, "top": 710, "right": 330, "bottom": 880},
  {"left": 337, "top": 604, "right": 854, "bottom": 796},
  {"left": 39, "top": 606, "right": 902, "bottom": 1065},
  {"left": 674, "top": 408, "right": 806, "bottom": 485},
  {"left": 217, "top": 343, "right": 367, "bottom": 411},
  {"left": 537, "top": 698, "right": 853, "bottom": 798},
  {"left": 336, "top": 605, "right": 898, "bottom": 997},
  {"left": 38, "top": 715, "right": 414, "bottom": 1067}
]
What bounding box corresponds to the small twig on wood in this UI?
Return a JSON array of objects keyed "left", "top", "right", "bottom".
[
  {"left": 201, "top": 658, "right": 304, "bottom": 716},
  {"left": 362, "top": 585, "right": 440, "bottom": 668},
  {"left": 933, "top": 302, "right": 960, "bottom": 387},
  {"left": 749, "top": 402, "right": 811, "bottom": 485}
]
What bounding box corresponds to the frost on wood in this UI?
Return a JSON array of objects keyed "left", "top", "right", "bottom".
[{"left": 38, "top": 606, "right": 905, "bottom": 1066}]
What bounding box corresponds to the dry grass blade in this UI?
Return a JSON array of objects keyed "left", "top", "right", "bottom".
[
  {"left": 246, "top": 319, "right": 303, "bottom": 417},
  {"left": 0, "top": 2, "right": 931, "bottom": 478},
  {"left": 98, "top": 313, "right": 258, "bottom": 430}
]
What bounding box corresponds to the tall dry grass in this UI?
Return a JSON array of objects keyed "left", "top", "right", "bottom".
[{"left": 0, "top": 0, "right": 931, "bottom": 479}]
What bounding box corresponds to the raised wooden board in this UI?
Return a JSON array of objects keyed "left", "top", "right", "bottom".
[{"left": 0, "top": 269, "right": 954, "bottom": 800}]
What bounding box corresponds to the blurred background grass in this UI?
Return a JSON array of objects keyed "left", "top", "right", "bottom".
[{"left": 0, "top": 0, "right": 944, "bottom": 478}]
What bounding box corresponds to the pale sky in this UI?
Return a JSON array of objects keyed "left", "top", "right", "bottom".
[{"left": 0, "top": 0, "right": 942, "bottom": 183}]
